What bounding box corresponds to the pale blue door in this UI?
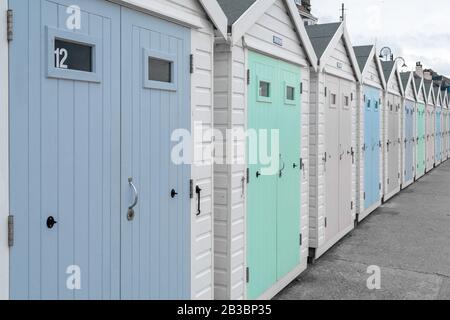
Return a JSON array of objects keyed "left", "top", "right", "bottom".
[
  {"left": 9, "top": 0, "right": 122, "bottom": 299},
  {"left": 363, "top": 87, "right": 373, "bottom": 209},
  {"left": 364, "top": 86, "right": 380, "bottom": 209},
  {"left": 120, "top": 7, "right": 191, "bottom": 300},
  {"left": 10, "top": 0, "right": 191, "bottom": 300}
]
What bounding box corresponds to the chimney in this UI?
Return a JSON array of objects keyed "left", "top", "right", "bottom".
[
  {"left": 415, "top": 62, "right": 423, "bottom": 77},
  {"left": 302, "top": 0, "right": 312, "bottom": 13}
]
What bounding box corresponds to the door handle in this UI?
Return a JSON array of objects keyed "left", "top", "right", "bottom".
[
  {"left": 47, "top": 216, "right": 58, "bottom": 229},
  {"left": 196, "top": 186, "right": 202, "bottom": 216},
  {"left": 279, "top": 156, "right": 285, "bottom": 178},
  {"left": 127, "top": 177, "right": 138, "bottom": 221}
]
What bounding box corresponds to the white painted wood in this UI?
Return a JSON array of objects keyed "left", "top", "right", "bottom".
[
  {"left": 318, "top": 22, "right": 361, "bottom": 83},
  {"left": 0, "top": 0, "right": 8, "bottom": 301},
  {"left": 191, "top": 25, "right": 216, "bottom": 300},
  {"left": 213, "top": 0, "right": 312, "bottom": 299},
  {"left": 111, "top": 0, "right": 228, "bottom": 35},
  {"left": 197, "top": 0, "right": 228, "bottom": 39},
  {"left": 356, "top": 52, "right": 386, "bottom": 221},
  {"left": 308, "top": 25, "right": 358, "bottom": 259},
  {"left": 232, "top": 0, "right": 317, "bottom": 69}
]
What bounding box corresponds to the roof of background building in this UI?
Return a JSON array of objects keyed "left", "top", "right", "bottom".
[
  {"left": 353, "top": 45, "right": 374, "bottom": 72},
  {"left": 381, "top": 61, "right": 396, "bottom": 83},
  {"left": 217, "top": 0, "right": 257, "bottom": 26},
  {"left": 305, "top": 22, "right": 341, "bottom": 59},
  {"left": 400, "top": 72, "right": 412, "bottom": 91}
]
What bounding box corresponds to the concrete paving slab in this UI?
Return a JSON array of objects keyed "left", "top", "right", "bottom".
[{"left": 276, "top": 161, "right": 450, "bottom": 300}]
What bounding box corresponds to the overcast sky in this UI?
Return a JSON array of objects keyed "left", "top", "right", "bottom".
[{"left": 311, "top": 0, "right": 450, "bottom": 76}]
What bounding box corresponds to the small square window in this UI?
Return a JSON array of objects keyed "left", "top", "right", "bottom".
[
  {"left": 286, "top": 86, "right": 295, "bottom": 101},
  {"left": 331, "top": 93, "right": 337, "bottom": 105},
  {"left": 344, "top": 96, "right": 350, "bottom": 107},
  {"left": 375, "top": 101, "right": 379, "bottom": 110},
  {"left": 259, "top": 81, "right": 271, "bottom": 98},
  {"left": 367, "top": 100, "right": 371, "bottom": 110},
  {"left": 149, "top": 57, "right": 172, "bottom": 83}
]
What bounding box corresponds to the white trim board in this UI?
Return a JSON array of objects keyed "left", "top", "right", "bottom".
[
  {"left": 231, "top": 0, "right": 318, "bottom": 70},
  {"left": 110, "top": 0, "right": 228, "bottom": 39}
]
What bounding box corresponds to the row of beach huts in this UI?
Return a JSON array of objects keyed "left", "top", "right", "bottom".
[{"left": 0, "top": 0, "right": 448, "bottom": 300}]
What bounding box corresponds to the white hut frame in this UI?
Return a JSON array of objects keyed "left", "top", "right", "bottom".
[
  {"left": 354, "top": 45, "right": 387, "bottom": 222},
  {"left": 414, "top": 75, "right": 427, "bottom": 180},
  {"left": 0, "top": 0, "right": 228, "bottom": 300},
  {"left": 400, "top": 71, "right": 418, "bottom": 189},
  {"left": 424, "top": 79, "right": 436, "bottom": 172},
  {"left": 213, "top": 0, "right": 318, "bottom": 300},
  {"left": 381, "top": 61, "right": 404, "bottom": 202},
  {"left": 307, "top": 22, "right": 362, "bottom": 260}
]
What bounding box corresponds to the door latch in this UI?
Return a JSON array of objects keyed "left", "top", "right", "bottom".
[{"left": 196, "top": 186, "right": 202, "bottom": 216}]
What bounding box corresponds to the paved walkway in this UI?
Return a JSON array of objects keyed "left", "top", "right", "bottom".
[{"left": 276, "top": 161, "right": 450, "bottom": 300}]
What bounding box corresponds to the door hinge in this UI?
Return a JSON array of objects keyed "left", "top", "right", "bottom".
[
  {"left": 189, "top": 54, "right": 194, "bottom": 74},
  {"left": 7, "top": 9, "right": 13, "bottom": 42},
  {"left": 299, "top": 234, "right": 303, "bottom": 246},
  {"left": 351, "top": 201, "right": 353, "bottom": 210},
  {"left": 247, "top": 69, "right": 250, "bottom": 85},
  {"left": 246, "top": 168, "right": 250, "bottom": 184},
  {"left": 351, "top": 93, "right": 354, "bottom": 101},
  {"left": 300, "top": 82, "right": 303, "bottom": 94},
  {"left": 324, "top": 87, "right": 327, "bottom": 97},
  {"left": 363, "top": 192, "right": 366, "bottom": 200},
  {"left": 8, "top": 215, "right": 14, "bottom": 247},
  {"left": 246, "top": 267, "right": 250, "bottom": 283},
  {"left": 379, "top": 183, "right": 382, "bottom": 190},
  {"left": 398, "top": 172, "right": 400, "bottom": 179},
  {"left": 324, "top": 217, "right": 327, "bottom": 228},
  {"left": 190, "top": 179, "right": 194, "bottom": 199},
  {"left": 363, "top": 95, "right": 366, "bottom": 102}
]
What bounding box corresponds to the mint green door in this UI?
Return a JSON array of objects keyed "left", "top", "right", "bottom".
[{"left": 247, "top": 51, "right": 301, "bottom": 299}]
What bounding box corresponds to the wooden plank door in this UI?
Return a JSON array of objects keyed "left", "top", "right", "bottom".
[
  {"left": 246, "top": 52, "right": 278, "bottom": 299},
  {"left": 9, "top": 0, "right": 121, "bottom": 299},
  {"left": 338, "top": 80, "right": 353, "bottom": 232},
  {"left": 276, "top": 61, "right": 301, "bottom": 280},
  {"left": 324, "top": 77, "right": 340, "bottom": 242},
  {"left": 120, "top": 7, "right": 191, "bottom": 300}
]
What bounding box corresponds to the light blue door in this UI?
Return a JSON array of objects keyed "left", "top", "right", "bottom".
[
  {"left": 10, "top": 0, "right": 191, "bottom": 300},
  {"left": 120, "top": 7, "right": 191, "bottom": 300},
  {"left": 9, "top": 0, "right": 122, "bottom": 299},
  {"left": 364, "top": 86, "right": 380, "bottom": 209}
]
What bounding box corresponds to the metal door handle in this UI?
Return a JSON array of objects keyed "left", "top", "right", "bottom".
[
  {"left": 196, "top": 186, "right": 202, "bottom": 216},
  {"left": 279, "top": 156, "right": 285, "bottom": 178},
  {"left": 128, "top": 178, "right": 139, "bottom": 210}
]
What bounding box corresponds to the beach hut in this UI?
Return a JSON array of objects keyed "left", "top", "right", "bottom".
[
  {"left": 400, "top": 71, "right": 417, "bottom": 189},
  {"left": 434, "top": 84, "right": 443, "bottom": 166},
  {"left": 414, "top": 74, "right": 427, "bottom": 180},
  {"left": 381, "top": 61, "right": 404, "bottom": 202},
  {"left": 441, "top": 87, "right": 449, "bottom": 162},
  {"left": 306, "top": 22, "right": 361, "bottom": 260},
  {"left": 213, "top": 0, "right": 317, "bottom": 300},
  {"left": 424, "top": 79, "right": 436, "bottom": 172},
  {"left": 353, "top": 45, "right": 386, "bottom": 222},
  {"left": 1, "top": 0, "right": 228, "bottom": 300}
]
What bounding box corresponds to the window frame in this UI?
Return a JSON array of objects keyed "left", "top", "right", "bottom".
[
  {"left": 257, "top": 77, "right": 273, "bottom": 103},
  {"left": 143, "top": 48, "right": 177, "bottom": 91},
  {"left": 284, "top": 81, "right": 298, "bottom": 106},
  {"left": 46, "top": 26, "right": 101, "bottom": 83}
]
